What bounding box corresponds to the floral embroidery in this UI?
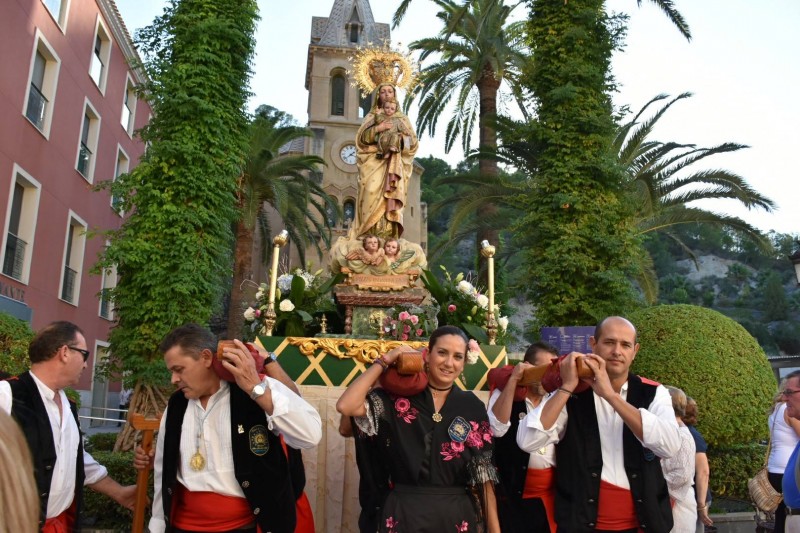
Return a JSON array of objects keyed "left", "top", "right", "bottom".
[
  {"left": 455, "top": 520, "right": 469, "bottom": 532},
  {"left": 394, "top": 396, "right": 418, "bottom": 424},
  {"left": 386, "top": 516, "right": 399, "bottom": 532},
  {"left": 440, "top": 419, "right": 493, "bottom": 459}
]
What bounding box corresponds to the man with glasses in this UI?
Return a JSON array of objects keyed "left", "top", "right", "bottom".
[
  {"left": 0, "top": 321, "right": 137, "bottom": 532},
  {"left": 781, "top": 370, "right": 800, "bottom": 532}
]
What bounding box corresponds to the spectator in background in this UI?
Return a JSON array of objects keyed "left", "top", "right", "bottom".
[
  {"left": 662, "top": 386, "right": 697, "bottom": 532},
  {"left": 684, "top": 397, "right": 714, "bottom": 532},
  {"left": 118, "top": 386, "right": 132, "bottom": 427},
  {"left": 769, "top": 379, "right": 800, "bottom": 533},
  {"left": 780, "top": 370, "right": 800, "bottom": 533},
  {"left": 0, "top": 409, "right": 39, "bottom": 533}
]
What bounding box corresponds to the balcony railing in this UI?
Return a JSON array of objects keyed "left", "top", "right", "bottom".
[
  {"left": 62, "top": 266, "right": 77, "bottom": 303},
  {"left": 77, "top": 142, "right": 92, "bottom": 177},
  {"left": 25, "top": 84, "right": 48, "bottom": 130},
  {"left": 2, "top": 233, "right": 27, "bottom": 280}
]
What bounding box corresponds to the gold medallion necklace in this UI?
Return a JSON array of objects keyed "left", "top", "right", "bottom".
[
  {"left": 190, "top": 396, "right": 220, "bottom": 472},
  {"left": 428, "top": 384, "right": 453, "bottom": 423}
]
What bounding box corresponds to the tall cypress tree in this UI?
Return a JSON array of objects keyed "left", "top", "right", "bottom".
[
  {"left": 515, "top": 0, "right": 642, "bottom": 329},
  {"left": 97, "top": 0, "right": 258, "bottom": 429}
]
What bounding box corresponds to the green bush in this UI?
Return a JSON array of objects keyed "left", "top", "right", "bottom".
[
  {"left": 0, "top": 311, "right": 33, "bottom": 376},
  {"left": 82, "top": 450, "right": 151, "bottom": 531},
  {"left": 708, "top": 442, "right": 764, "bottom": 500},
  {"left": 630, "top": 304, "right": 775, "bottom": 447},
  {"left": 772, "top": 321, "right": 800, "bottom": 354},
  {"left": 85, "top": 432, "right": 120, "bottom": 453}
]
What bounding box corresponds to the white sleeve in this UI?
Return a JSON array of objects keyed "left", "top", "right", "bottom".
[
  {"left": 516, "top": 392, "right": 567, "bottom": 452},
  {"left": 487, "top": 389, "right": 511, "bottom": 437},
  {"left": 82, "top": 450, "right": 109, "bottom": 485},
  {"left": 263, "top": 377, "right": 322, "bottom": 449},
  {"left": 0, "top": 381, "right": 11, "bottom": 415},
  {"left": 147, "top": 408, "right": 168, "bottom": 533},
  {"left": 641, "top": 385, "right": 681, "bottom": 459}
]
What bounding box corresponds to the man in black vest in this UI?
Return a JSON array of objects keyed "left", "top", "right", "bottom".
[
  {"left": 517, "top": 316, "right": 681, "bottom": 533},
  {"left": 137, "top": 323, "right": 322, "bottom": 533},
  {"left": 0, "top": 321, "right": 137, "bottom": 531}
]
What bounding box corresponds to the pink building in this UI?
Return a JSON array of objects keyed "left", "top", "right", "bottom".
[{"left": 0, "top": 0, "right": 150, "bottom": 415}]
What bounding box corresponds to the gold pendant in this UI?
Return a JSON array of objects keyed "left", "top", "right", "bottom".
[
  {"left": 189, "top": 451, "right": 206, "bottom": 471},
  {"left": 432, "top": 412, "right": 443, "bottom": 423}
]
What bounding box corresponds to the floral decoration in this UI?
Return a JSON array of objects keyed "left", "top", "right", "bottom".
[
  {"left": 386, "top": 517, "right": 399, "bottom": 533},
  {"left": 456, "top": 521, "right": 469, "bottom": 532},
  {"left": 381, "top": 303, "right": 437, "bottom": 341},
  {"left": 440, "top": 420, "right": 492, "bottom": 460},
  {"left": 394, "top": 396, "right": 419, "bottom": 424},
  {"left": 243, "top": 267, "right": 342, "bottom": 338}
]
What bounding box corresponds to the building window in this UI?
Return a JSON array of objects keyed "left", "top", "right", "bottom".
[
  {"left": 111, "top": 147, "right": 129, "bottom": 214},
  {"left": 23, "top": 33, "right": 61, "bottom": 137},
  {"left": 99, "top": 263, "right": 117, "bottom": 320},
  {"left": 343, "top": 199, "right": 355, "bottom": 227},
  {"left": 60, "top": 214, "right": 87, "bottom": 305},
  {"left": 359, "top": 92, "right": 372, "bottom": 118},
  {"left": 42, "top": 0, "right": 70, "bottom": 29},
  {"left": 76, "top": 100, "right": 101, "bottom": 182},
  {"left": 89, "top": 19, "right": 112, "bottom": 92},
  {"left": 120, "top": 76, "right": 136, "bottom": 135},
  {"left": 325, "top": 200, "right": 338, "bottom": 227},
  {"left": 347, "top": 7, "right": 362, "bottom": 44},
  {"left": 331, "top": 73, "right": 345, "bottom": 116},
  {"left": 1, "top": 166, "right": 41, "bottom": 284}
]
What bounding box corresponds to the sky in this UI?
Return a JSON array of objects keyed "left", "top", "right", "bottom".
[{"left": 116, "top": 0, "right": 800, "bottom": 237}]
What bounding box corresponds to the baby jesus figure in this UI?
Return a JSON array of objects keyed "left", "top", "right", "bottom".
[
  {"left": 374, "top": 98, "right": 411, "bottom": 160},
  {"left": 345, "top": 235, "right": 384, "bottom": 266}
]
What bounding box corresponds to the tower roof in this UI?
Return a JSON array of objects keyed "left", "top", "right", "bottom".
[{"left": 310, "top": 0, "right": 390, "bottom": 48}]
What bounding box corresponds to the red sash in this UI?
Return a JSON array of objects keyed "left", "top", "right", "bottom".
[
  {"left": 522, "top": 467, "right": 556, "bottom": 533},
  {"left": 278, "top": 436, "right": 316, "bottom": 533},
  {"left": 172, "top": 484, "right": 253, "bottom": 531},
  {"left": 596, "top": 479, "right": 639, "bottom": 530},
  {"left": 42, "top": 509, "right": 73, "bottom": 533}
]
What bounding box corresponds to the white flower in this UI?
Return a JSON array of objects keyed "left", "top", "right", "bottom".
[
  {"left": 476, "top": 294, "right": 489, "bottom": 310},
  {"left": 279, "top": 299, "right": 295, "bottom": 312},
  {"left": 255, "top": 288, "right": 265, "bottom": 301},
  {"left": 467, "top": 339, "right": 480, "bottom": 364},
  {"left": 498, "top": 316, "right": 509, "bottom": 332},
  {"left": 243, "top": 307, "right": 256, "bottom": 321},
  {"left": 277, "top": 274, "right": 294, "bottom": 293},
  {"left": 457, "top": 280, "right": 474, "bottom": 294},
  {"left": 299, "top": 270, "right": 315, "bottom": 287}
]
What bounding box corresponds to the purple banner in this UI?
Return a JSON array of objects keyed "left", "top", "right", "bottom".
[{"left": 540, "top": 326, "right": 595, "bottom": 355}]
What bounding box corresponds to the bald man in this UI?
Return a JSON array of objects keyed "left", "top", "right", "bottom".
[{"left": 517, "top": 317, "right": 681, "bottom": 533}]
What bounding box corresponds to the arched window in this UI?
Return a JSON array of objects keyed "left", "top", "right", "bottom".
[
  {"left": 343, "top": 199, "right": 355, "bottom": 227},
  {"left": 359, "top": 92, "right": 372, "bottom": 118},
  {"left": 331, "top": 73, "right": 345, "bottom": 116},
  {"left": 325, "top": 200, "right": 338, "bottom": 227}
]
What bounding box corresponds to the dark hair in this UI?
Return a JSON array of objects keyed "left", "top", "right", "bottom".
[
  {"left": 428, "top": 325, "right": 469, "bottom": 353},
  {"left": 594, "top": 316, "right": 637, "bottom": 342},
  {"left": 159, "top": 323, "right": 216, "bottom": 359},
  {"left": 683, "top": 397, "right": 698, "bottom": 426},
  {"left": 28, "top": 321, "right": 84, "bottom": 364},
  {"left": 523, "top": 341, "right": 559, "bottom": 364}
]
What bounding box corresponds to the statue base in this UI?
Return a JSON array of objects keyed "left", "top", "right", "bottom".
[{"left": 334, "top": 284, "right": 428, "bottom": 336}]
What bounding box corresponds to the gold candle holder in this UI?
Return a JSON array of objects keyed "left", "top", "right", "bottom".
[
  {"left": 480, "top": 240, "right": 497, "bottom": 345},
  {"left": 265, "top": 230, "right": 289, "bottom": 336}
]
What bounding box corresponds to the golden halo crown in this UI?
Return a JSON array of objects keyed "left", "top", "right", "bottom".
[{"left": 349, "top": 42, "right": 420, "bottom": 96}]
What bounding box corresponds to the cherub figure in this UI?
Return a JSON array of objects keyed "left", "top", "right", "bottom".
[
  {"left": 345, "top": 234, "right": 384, "bottom": 266},
  {"left": 374, "top": 98, "right": 410, "bottom": 160},
  {"left": 383, "top": 238, "right": 400, "bottom": 263}
]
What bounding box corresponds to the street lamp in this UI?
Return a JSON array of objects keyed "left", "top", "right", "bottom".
[{"left": 790, "top": 241, "right": 800, "bottom": 286}]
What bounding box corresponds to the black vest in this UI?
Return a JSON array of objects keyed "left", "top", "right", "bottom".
[
  {"left": 161, "top": 384, "right": 296, "bottom": 533},
  {"left": 493, "top": 399, "right": 530, "bottom": 501},
  {"left": 7, "top": 372, "right": 85, "bottom": 532},
  {"left": 554, "top": 375, "right": 673, "bottom": 533}
]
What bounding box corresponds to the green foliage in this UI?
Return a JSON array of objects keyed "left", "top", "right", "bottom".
[
  {"left": 97, "top": 0, "right": 259, "bottom": 384},
  {"left": 761, "top": 271, "right": 789, "bottom": 321},
  {"left": 84, "top": 432, "right": 119, "bottom": 453},
  {"left": 0, "top": 312, "right": 33, "bottom": 376},
  {"left": 81, "top": 451, "right": 146, "bottom": 530},
  {"left": 772, "top": 322, "right": 800, "bottom": 354},
  {"left": 708, "top": 443, "right": 764, "bottom": 499},
  {"left": 515, "top": 0, "right": 644, "bottom": 331},
  {"left": 629, "top": 305, "right": 775, "bottom": 447}
]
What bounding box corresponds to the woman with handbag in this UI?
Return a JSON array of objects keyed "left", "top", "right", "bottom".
[{"left": 768, "top": 380, "right": 800, "bottom": 532}]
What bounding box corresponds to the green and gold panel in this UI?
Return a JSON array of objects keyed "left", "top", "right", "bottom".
[{"left": 255, "top": 336, "right": 507, "bottom": 390}]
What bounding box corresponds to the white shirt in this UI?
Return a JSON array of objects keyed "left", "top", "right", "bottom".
[
  {"left": 661, "top": 424, "right": 697, "bottom": 532},
  {"left": 0, "top": 372, "right": 108, "bottom": 518},
  {"left": 487, "top": 388, "right": 555, "bottom": 469},
  {"left": 516, "top": 381, "right": 680, "bottom": 489},
  {"left": 768, "top": 403, "right": 800, "bottom": 473},
  {"left": 149, "top": 378, "right": 322, "bottom": 533}
]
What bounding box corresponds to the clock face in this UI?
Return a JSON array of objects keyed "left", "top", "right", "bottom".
[{"left": 340, "top": 144, "right": 357, "bottom": 165}]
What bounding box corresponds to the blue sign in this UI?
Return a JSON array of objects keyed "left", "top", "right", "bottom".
[{"left": 540, "top": 326, "right": 595, "bottom": 355}]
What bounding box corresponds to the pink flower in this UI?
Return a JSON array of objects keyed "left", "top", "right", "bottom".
[
  {"left": 254, "top": 309, "right": 261, "bottom": 317},
  {"left": 451, "top": 441, "right": 465, "bottom": 453},
  {"left": 395, "top": 397, "right": 410, "bottom": 413},
  {"left": 468, "top": 339, "right": 480, "bottom": 353},
  {"left": 403, "top": 325, "right": 411, "bottom": 334},
  {"left": 416, "top": 329, "right": 424, "bottom": 337},
  {"left": 398, "top": 311, "right": 410, "bottom": 321},
  {"left": 401, "top": 334, "right": 409, "bottom": 341},
  {"left": 410, "top": 315, "right": 419, "bottom": 324},
  {"left": 456, "top": 521, "right": 469, "bottom": 532},
  {"left": 448, "top": 304, "right": 457, "bottom": 312}
]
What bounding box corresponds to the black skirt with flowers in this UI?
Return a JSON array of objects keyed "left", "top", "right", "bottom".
[{"left": 355, "top": 387, "right": 498, "bottom": 533}]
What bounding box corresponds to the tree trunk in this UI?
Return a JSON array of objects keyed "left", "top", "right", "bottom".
[
  {"left": 476, "top": 69, "right": 501, "bottom": 288},
  {"left": 226, "top": 217, "right": 256, "bottom": 338},
  {"left": 113, "top": 382, "right": 172, "bottom": 452}
]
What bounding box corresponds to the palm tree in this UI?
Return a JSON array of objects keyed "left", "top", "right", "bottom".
[
  {"left": 407, "top": 0, "right": 528, "bottom": 283},
  {"left": 226, "top": 105, "right": 335, "bottom": 337},
  {"left": 615, "top": 93, "right": 776, "bottom": 301}
]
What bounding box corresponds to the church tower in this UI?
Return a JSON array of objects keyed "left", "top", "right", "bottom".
[{"left": 294, "top": 0, "right": 426, "bottom": 267}]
